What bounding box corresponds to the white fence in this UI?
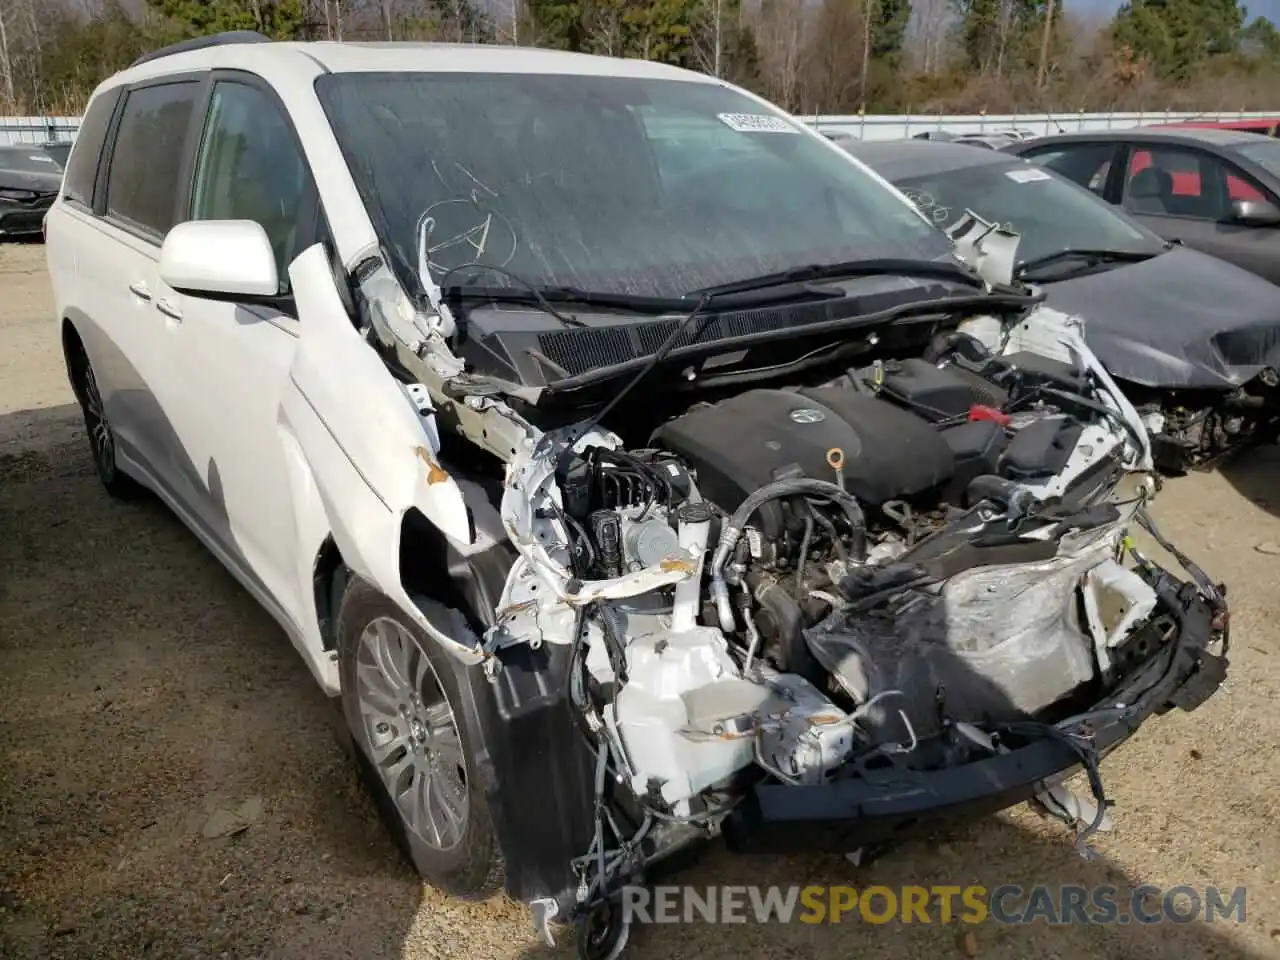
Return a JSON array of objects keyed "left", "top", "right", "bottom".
[
  {"left": 4, "top": 109, "right": 1280, "bottom": 148},
  {"left": 1, "top": 116, "right": 80, "bottom": 147},
  {"left": 802, "top": 110, "right": 1280, "bottom": 140}
]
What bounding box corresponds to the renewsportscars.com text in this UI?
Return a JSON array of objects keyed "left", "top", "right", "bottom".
[{"left": 620, "top": 884, "right": 1247, "bottom": 926}]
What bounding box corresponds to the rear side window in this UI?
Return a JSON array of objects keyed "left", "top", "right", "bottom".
[
  {"left": 1024, "top": 143, "right": 1117, "bottom": 197},
  {"left": 104, "top": 80, "right": 201, "bottom": 238},
  {"left": 63, "top": 89, "right": 120, "bottom": 206}
]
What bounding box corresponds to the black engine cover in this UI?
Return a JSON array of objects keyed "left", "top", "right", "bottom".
[{"left": 653, "top": 389, "right": 955, "bottom": 522}]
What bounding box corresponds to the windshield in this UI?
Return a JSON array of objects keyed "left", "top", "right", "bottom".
[
  {"left": 893, "top": 159, "right": 1165, "bottom": 266},
  {"left": 1233, "top": 139, "right": 1280, "bottom": 180},
  {"left": 315, "top": 72, "right": 951, "bottom": 300},
  {"left": 0, "top": 147, "right": 64, "bottom": 174}
]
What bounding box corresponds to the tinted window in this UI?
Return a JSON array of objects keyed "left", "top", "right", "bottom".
[
  {"left": 191, "top": 81, "right": 310, "bottom": 292},
  {"left": 1123, "top": 147, "right": 1232, "bottom": 219},
  {"left": 1024, "top": 143, "right": 1116, "bottom": 197},
  {"left": 893, "top": 160, "right": 1161, "bottom": 268},
  {"left": 315, "top": 72, "right": 949, "bottom": 300},
  {"left": 105, "top": 81, "right": 200, "bottom": 237},
  {"left": 63, "top": 89, "right": 120, "bottom": 206}
]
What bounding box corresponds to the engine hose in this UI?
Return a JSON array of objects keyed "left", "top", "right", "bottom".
[
  {"left": 966, "top": 474, "right": 1037, "bottom": 520},
  {"left": 595, "top": 602, "right": 630, "bottom": 685},
  {"left": 794, "top": 515, "right": 815, "bottom": 599},
  {"left": 711, "top": 478, "right": 866, "bottom": 583}
]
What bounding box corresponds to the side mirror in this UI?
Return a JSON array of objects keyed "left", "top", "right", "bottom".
[
  {"left": 1231, "top": 198, "right": 1280, "bottom": 226},
  {"left": 159, "top": 219, "right": 279, "bottom": 298}
]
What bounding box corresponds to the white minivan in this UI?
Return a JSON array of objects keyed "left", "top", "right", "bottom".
[{"left": 46, "top": 32, "right": 1228, "bottom": 957}]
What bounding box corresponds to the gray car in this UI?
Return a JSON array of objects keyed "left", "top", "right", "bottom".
[
  {"left": 840, "top": 138, "right": 1280, "bottom": 471},
  {"left": 1003, "top": 127, "right": 1280, "bottom": 285},
  {"left": 0, "top": 143, "right": 66, "bottom": 239}
]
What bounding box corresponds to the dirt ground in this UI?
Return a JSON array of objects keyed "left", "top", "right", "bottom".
[{"left": 1, "top": 239, "right": 1279, "bottom": 960}]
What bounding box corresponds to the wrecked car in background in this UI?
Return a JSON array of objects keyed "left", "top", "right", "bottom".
[
  {"left": 0, "top": 143, "right": 65, "bottom": 239},
  {"left": 840, "top": 138, "right": 1280, "bottom": 473},
  {"left": 45, "top": 34, "right": 1230, "bottom": 960}
]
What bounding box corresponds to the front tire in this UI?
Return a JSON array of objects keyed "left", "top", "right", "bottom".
[
  {"left": 65, "top": 335, "right": 140, "bottom": 499},
  {"left": 337, "top": 578, "right": 503, "bottom": 898}
]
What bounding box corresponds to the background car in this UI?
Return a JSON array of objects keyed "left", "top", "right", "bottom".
[
  {"left": 839, "top": 137, "right": 1280, "bottom": 471},
  {"left": 1004, "top": 127, "right": 1280, "bottom": 284},
  {"left": 1153, "top": 117, "right": 1280, "bottom": 139},
  {"left": 911, "top": 128, "right": 1036, "bottom": 149},
  {"left": 0, "top": 143, "right": 66, "bottom": 239}
]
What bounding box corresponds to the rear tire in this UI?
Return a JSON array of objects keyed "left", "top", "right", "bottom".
[
  {"left": 336, "top": 578, "right": 503, "bottom": 898},
  {"left": 65, "top": 334, "right": 141, "bottom": 499}
]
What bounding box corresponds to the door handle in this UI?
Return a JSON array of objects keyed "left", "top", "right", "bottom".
[
  {"left": 155, "top": 298, "right": 183, "bottom": 322},
  {"left": 128, "top": 280, "right": 152, "bottom": 301}
]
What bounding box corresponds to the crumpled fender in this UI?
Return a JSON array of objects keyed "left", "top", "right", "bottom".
[{"left": 278, "top": 243, "right": 481, "bottom": 662}]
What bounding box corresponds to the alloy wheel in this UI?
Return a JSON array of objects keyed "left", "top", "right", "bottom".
[
  {"left": 355, "top": 616, "right": 469, "bottom": 851},
  {"left": 80, "top": 357, "right": 116, "bottom": 481}
]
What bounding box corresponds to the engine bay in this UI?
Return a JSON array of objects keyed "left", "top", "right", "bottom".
[{"left": 486, "top": 310, "right": 1166, "bottom": 825}]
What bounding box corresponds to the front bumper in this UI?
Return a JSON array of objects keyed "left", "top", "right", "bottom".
[
  {"left": 0, "top": 200, "right": 53, "bottom": 237},
  {"left": 722, "top": 570, "right": 1227, "bottom": 854}
]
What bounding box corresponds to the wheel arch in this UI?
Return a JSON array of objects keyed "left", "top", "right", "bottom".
[
  {"left": 60, "top": 314, "right": 90, "bottom": 405},
  {"left": 311, "top": 474, "right": 515, "bottom": 654}
]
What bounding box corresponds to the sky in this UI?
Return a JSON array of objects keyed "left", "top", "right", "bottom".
[{"left": 1073, "top": 0, "right": 1280, "bottom": 21}]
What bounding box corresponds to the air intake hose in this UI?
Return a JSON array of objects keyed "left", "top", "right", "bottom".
[{"left": 709, "top": 478, "right": 867, "bottom": 632}]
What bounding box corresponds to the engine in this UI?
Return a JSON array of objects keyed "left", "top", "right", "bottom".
[{"left": 524, "top": 335, "right": 1150, "bottom": 815}]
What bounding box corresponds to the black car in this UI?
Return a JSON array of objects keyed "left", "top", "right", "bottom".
[
  {"left": 1003, "top": 127, "right": 1280, "bottom": 286},
  {"left": 839, "top": 138, "right": 1280, "bottom": 471},
  {"left": 0, "top": 143, "right": 67, "bottom": 239}
]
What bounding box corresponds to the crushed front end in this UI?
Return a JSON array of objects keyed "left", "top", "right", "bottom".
[{"left": 462, "top": 304, "right": 1228, "bottom": 955}]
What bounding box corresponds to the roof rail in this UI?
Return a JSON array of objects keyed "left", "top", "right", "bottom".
[{"left": 130, "top": 31, "right": 272, "bottom": 68}]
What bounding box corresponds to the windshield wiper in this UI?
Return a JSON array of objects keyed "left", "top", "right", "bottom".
[
  {"left": 1017, "top": 247, "right": 1162, "bottom": 280},
  {"left": 443, "top": 283, "right": 687, "bottom": 317},
  {"left": 687, "top": 257, "right": 985, "bottom": 299},
  {"left": 443, "top": 280, "right": 849, "bottom": 317}
]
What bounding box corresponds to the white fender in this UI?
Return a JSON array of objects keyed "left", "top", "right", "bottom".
[{"left": 279, "top": 243, "right": 480, "bottom": 661}]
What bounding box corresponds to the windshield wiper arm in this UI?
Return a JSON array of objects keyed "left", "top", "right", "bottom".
[
  {"left": 443, "top": 280, "right": 848, "bottom": 321},
  {"left": 687, "top": 257, "right": 985, "bottom": 299},
  {"left": 442, "top": 283, "right": 689, "bottom": 315},
  {"left": 1017, "top": 248, "right": 1160, "bottom": 278}
]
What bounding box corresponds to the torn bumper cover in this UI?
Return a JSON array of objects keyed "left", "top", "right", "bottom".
[{"left": 721, "top": 567, "right": 1228, "bottom": 855}]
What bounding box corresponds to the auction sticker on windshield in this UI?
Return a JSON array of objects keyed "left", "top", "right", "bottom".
[
  {"left": 717, "top": 113, "right": 800, "bottom": 133},
  {"left": 1006, "top": 167, "right": 1052, "bottom": 183}
]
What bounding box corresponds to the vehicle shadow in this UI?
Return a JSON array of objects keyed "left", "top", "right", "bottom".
[
  {"left": 515, "top": 816, "right": 1271, "bottom": 960},
  {"left": 1218, "top": 441, "right": 1280, "bottom": 521}
]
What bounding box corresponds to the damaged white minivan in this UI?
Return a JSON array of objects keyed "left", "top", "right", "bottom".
[{"left": 46, "top": 33, "right": 1229, "bottom": 958}]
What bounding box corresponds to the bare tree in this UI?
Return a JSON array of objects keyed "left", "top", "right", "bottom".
[
  {"left": 859, "top": 0, "right": 876, "bottom": 106},
  {"left": 0, "top": 1, "right": 15, "bottom": 109},
  {"left": 908, "top": 0, "right": 952, "bottom": 74},
  {"left": 753, "top": 0, "right": 807, "bottom": 110},
  {"left": 1036, "top": 0, "right": 1054, "bottom": 89}
]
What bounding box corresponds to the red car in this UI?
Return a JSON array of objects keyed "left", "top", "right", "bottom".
[
  {"left": 1148, "top": 122, "right": 1280, "bottom": 201},
  {"left": 1153, "top": 117, "right": 1280, "bottom": 138}
]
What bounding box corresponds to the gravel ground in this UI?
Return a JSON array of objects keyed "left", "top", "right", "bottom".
[{"left": 2, "top": 240, "right": 1279, "bottom": 960}]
